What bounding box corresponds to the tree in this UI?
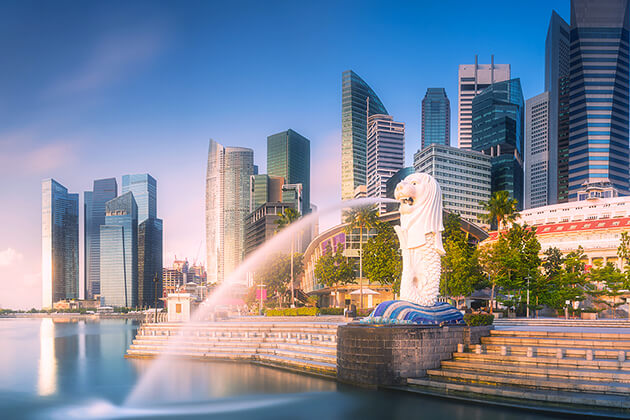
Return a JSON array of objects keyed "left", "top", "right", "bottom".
[
  {"left": 344, "top": 205, "right": 378, "bottom": 310},
  {"left": 275, "top": 207, "right": 302, "bottom": 307},
  {"left": 477, "top": 238, "right": 514, "bottom": 314},
  {"left": 363, "top": 222, "right": 402, "bottom": 295},
  {"left": 314, "top": 244, "right": 356, "bottom": 287},
  {"left": 480, "top": 190, "right": 519, "bottom": 232},
  {"left": 536, "top": 247, "right": 589, "bottom": 315},
  {"left": 257, "top": 253, "right": 304, "bottom": 308},
  {"left": 591, "top": 261, "right": 627, "bottom": 319}
]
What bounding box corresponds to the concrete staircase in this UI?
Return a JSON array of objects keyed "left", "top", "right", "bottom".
[
  {"left": 407, "top": 328, "right": 630, "bottom": 415},
  {"left": 126, "top": 320, "right": 340, "bottom": 377}
]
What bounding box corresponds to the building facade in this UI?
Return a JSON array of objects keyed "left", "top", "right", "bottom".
[
  {"left": 249, "top": 174, "right": 284, "bottom": 212},
  {"left": 421, "top": 88, "right": 450, "bottom": 148},
  {"left": 471, "top": 78, "right": 525, "bottom": 209},
  {"left": 341, "top": 70, "right": 388, "bottom": 200},
  {"left": 458, "top": 56, "right": 510, "bottom": 149},
  {"left": 205, "top": 139, "right": 254, "bottom": 284},
  {"left": 414, "top": 144, "right": 491, "bottom": 226},
  {"left": 384, "top": 167, "right": 415, "bottom": 213},
  {"left": 42, "top": 179, "right": 79, "bottom": 308},
  {"left": 84, "top": 177, "right": 117, "bottom": 300},
  {"left": 244, "top": 202, "right": 295, "bottom": 256},
  {"left": 525, "top": 92, "right": 551, "bottom": 209},
  {"left": 366, "top": 114, "right": 405, "bottom": 214},
  {"left": 122, "top": 174, "right": 156, "bottom": 223},
  {"left": 100, "top": 192, "right": 138, "bottom": 308},
  {"left": 568, "top": 0, "right": 630, "bottom": 200}
]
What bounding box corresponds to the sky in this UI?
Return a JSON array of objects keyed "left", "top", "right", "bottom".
[{"left": 0, "top": 0, "right": 570, "bottom": 309}]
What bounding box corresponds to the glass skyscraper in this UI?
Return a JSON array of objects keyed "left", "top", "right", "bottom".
[
  {"left": 267, "top": 129, "right": 310, "bottom": 213},
  {"left": 122, "top": 174, "right": 156, "bottom": 223},
  {"left": 41, "top": 179, "right": 79, "bottom": 308},
  {"left": 472, "top": 78, "right": 525, "bottom": 208},
  {"left": 568, "top": 0, "right": 630, "bottom": 200},
  {"left": 100, "top": 192, "right": 138, "bottom": 308},
  {"left": 84, "top": 178, "right": 117, "bottom": 300},
  {"left": 421, "top": 88, "right": 450, "bottom": 148},
  {"left": 341, "top": 70, "right": 388, "bottom": 200}
]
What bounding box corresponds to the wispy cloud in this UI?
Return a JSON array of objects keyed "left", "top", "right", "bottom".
[
  {"left": 0, "top": 248, "right": 23, "bottom": 267},
  {"left": 0, "top": 131, "right": 80, "bottom": 175}
]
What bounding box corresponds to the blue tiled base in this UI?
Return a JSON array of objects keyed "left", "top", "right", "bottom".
[{"left": 361, "top": 300, "right": 464, "bottom": 325}]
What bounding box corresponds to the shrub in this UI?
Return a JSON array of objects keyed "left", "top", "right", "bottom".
[
  {"left": 464, "top": 313, "right": 494, "bottom": 326},
  {"left": 265, "top": 307, "right": 320, "bottom": 316},
  {"left": 319, "top": 307, "right": 344, "bottom": 315}
]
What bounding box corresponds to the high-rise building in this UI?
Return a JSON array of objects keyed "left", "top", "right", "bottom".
[
  {"left": 42, "top": 179, "right": 79, "bottom": 308},
  {"left": 414, "top": 144, "right": 491, "bottom": 226},
  {"left": 249, "top": 174, "right": 284, "bottom": 212},
  {"left": 84, "top": 178, "right": 117, "bottom": 300},
  {"left": 421, "top": 88, "right": 450, "bottom": 148},
  {"left": 122, "top": 173, "right": 162, "bottom": 308},
  {"left": 568, "top": 0, "right": 630, "bottom": 200},
  {"left": 471, "top": 78, "right": 525, "bottom": 209},
  {"left": 206, "top": 139, "right": 254, "bottom": 284},
  {"left": 100, "top": 192, "right": 138, "bottom": 308},
  {"left": 385, "top": 167, "right": 414, "bottom": 213},
  {"left": 545, "top": 11, "right": 571, "bottom": 204},
  {"left": 267, "top": 129, "right": 311, "bottom": 213},
  {"left": 366, "top": 114, "right": 405, "bottom": 214},
  {"left": 558, "top": 75, "right": 571, "bottom": 202},
  {"left": 341, "top": 70, "right": 388, "bottom": 200},
  {"left": 458, "top": 56, "right": 511, "bottom": 149},
  {"left": 525, "top": 92, "right": 551, "bottom": 209},
  {"left": 244, "top": 202, "right": 295, "bottom": 256}
]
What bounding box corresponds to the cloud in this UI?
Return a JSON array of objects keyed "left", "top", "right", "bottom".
[
  {"left": 310, "top": 130, "right": 342, "bottom": 231},
  {"left": 0, "top": 248, "right": 23, "bottom": 267},
  {"left": 0, "top": 133, "right": 79, "bottom": 175}
]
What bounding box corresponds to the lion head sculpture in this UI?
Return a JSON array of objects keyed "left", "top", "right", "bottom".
[{"left": 394, "top": 173, "right": 445, "bottom": 253}]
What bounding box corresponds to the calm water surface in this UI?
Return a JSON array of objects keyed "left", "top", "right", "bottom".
[{"left": 0, "top": 318, "right": 566, "bottom": 420}]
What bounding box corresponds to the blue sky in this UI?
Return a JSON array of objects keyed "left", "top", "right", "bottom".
[{"left": 0, "top": 0, "right": 570, "bottom": 308}]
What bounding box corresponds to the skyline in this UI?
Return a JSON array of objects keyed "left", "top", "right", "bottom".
[{"left": 1, "top": 0, "right": 571, "bottom": 309}]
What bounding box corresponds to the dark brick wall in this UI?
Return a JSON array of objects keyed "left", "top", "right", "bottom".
[{"left": 337, "top": 324, "right": 492, "bottom": 387}]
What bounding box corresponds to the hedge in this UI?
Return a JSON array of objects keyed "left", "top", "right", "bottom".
[
  {"left": 463, "top": 313, "right": 494, "bottom": 326},
  {"left": 265, "top": 307, "right": 320, "bottom": 316},
  {"left": 319, "top": 307, "right": 344, "bottom": 315}
]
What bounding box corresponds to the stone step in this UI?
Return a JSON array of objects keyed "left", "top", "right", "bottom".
[
  {"left": 440, "top": 360, "right": 630, "bottom": 383},
  {"left": 452, "top": 352, "right": 630, "bottom": 370},
  {"left": 490, "top": 330, "right": 630, "bottom": 340},
  {"left": 481, "top": 344, "right": 630, "bottom": 360},
  {"left": 132, "top": 338, "right": 337, "bottom": 354},
  {"left": 256, "top": 348, "right": 336, "bottom": 364},
  {"left": 406, "top": 377, "right": 630, "bottom": 412},
  {"left": 259, "top": 342, "right": 337, "bottom": 355},
  {"left": 482, "top": 336, "right": 630, "bottom": 349},
  {"left": 426, "top": 368, "right": 630, "bottom": 396},
  {"left": 254, "top": 353, "right": 336, "bottom": 375},
  {"left": 134, "top": 333, "right": 337, "bottom": 346}
]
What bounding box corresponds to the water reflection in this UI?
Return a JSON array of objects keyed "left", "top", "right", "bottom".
[{"left": 37, "top": 318, "right": 57, "bottom": 396}]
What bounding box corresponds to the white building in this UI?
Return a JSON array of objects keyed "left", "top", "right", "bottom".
[
  {"left": 458, "top": 56, "right": 510, "bottom": 149},
  {"left": 414, "top": 144, "right": 491, "bottom": 226},
  {"left": 366, "top": 114, "right": 405, "bottom": 214},
  {"left": 525, "top": 92, "right": 551, "bottom": 209}
]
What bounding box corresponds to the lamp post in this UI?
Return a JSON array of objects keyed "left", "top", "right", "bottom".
[
  {"left": 526, "top": 275, "right": 530, "bottom": 318},
  {"left": 153, "top": 273, "right": 159, "bottom": 323}
]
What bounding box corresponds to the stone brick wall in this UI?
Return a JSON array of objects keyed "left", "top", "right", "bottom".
[{"left": 337, "top": 324, "right": 492, "bottom": 387}]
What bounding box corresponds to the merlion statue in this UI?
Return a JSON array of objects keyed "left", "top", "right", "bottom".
[
  {"left": 361, "top": 173, "right": 463, "bottom": 325},
  {"left": 394, "top": 172, "right": 445, "bottom": 306}
]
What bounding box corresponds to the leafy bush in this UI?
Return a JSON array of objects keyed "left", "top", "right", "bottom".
[
  {"left": 464, "top": 313, "right": 494, "bottom": 326},
  {"left": 319, "top": 307, "right": 344, "bottom": 315},
  {"left": 265, "top": 307, "right": 320, "bottom": 316}
]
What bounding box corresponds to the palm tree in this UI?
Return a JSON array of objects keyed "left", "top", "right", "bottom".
[
  {"left": 344, "top": 205, "right": 378, "bottom": 310},
  {"left": 275, "top": 208, "right": 301, "bottom": 307},
  {"left": 481, "top": 191, "right": 519, "bottom": 232}
]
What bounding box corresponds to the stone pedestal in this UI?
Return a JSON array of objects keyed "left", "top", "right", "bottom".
[{"left": 337, "top": 323, "right": 492, "bottom": 387}]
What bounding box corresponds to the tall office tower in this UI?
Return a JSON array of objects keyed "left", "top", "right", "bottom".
[
  {"left": 267, "top": 129, "right": 311, "bottom": 213},
  {"left": 366, "top": 114, "right": 405, "bottom": 214},
  {"left": 84, "top": 178, "right": 117, "bottom": 300},
  {"left": 42, "top": 179, "right": 79, "bottom": 308},
  {"left": 249, "top": 174, "right": 284, "bottom": 211},
  {"left": 414, "top": 144, "right": 491, "bottom": 226},
  {"left": 525, "top": 92, "right": 551, "bottom": 209},
  {"left": 557, "top": 75, "right": 571, "bottom": 202},
  {"left": 546, "top": 11, "right": 571, "bottom": 204},
  {"left": 458, "top": 56, "right": 510, "bottom": 149},
  {"left": 384, "top": 167, "right": 414, "bottom": 213},
  {"left": 421, "top": 88, "right": 450, "bottom": 148},
  {"left": 341, "top": 70, "right": 388, "bottom": 200},
  {"left": 568, "top": 0, "right": 630, "bottom": 200},
  {"left": 206, "top": 139, "right": 254, "bottom": 284},
  {"left": 100, "top": 192, "right": 138, "bottom": 308},
  {"left": 471, "top": 78, "right": 525, "bottom": 209},
  {"left": 122, "top": 173, "right": 162, "bottom": 306}
]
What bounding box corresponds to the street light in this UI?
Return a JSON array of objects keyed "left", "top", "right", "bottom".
[{"left": 526, "top": 275, "right": 530, "bottom": 318}]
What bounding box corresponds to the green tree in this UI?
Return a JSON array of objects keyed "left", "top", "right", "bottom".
[
  {"left": 480, "top": 190, "right": 519, "bottom": 232},
  {"left": 363, "top": 222, "right": 402, "bottom": 295},
  {"left": 591, "top": 261, "right": 627, "bottom": 319},
  {"left": 477, "top": 238, "right": 514, "bottom": 314},
  {"left": 314, "top": 244, "right": 356, "bottom": 287},
  {"left": 257, "top": 252, "right": 304, "bottom": 308},
  {"left": 275, "top": 207, "right": 302, "bottom": 307},
  {"left": 344, "top": 205, "right": 378, "bottom": 309}
]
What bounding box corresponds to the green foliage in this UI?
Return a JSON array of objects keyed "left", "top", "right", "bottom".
[
  {"left": 314, "top": 244, "right": 356, "bottom": 287},
  {"left": 319, "top": 307, "right": 344, "bottom": 315},
  {"left": 363, "top": 222, "right": 402, "bottom": 294},
  {"left": 257, "top": 252, "right": 304, "bottom": 307},
  {"left": 265, "top": 307, "right": 319, "bottom": 316},
  {"left": 536, "top": 247, "right": 590, "bottom": 311},
  {"left": 343, "top": 205, "right": 378, "bottom": 234},
  {"left": 463, "top": 313, "right": 494, "bottom": 326},
  {"left": 591, "top": 261, "right": 627, "bottom": 317},
  {"left": 275, "top": 207, "right": 301, "bottom": 232},
  {"left": 480, "top": 190, "right": 519, "bottom": 231}
]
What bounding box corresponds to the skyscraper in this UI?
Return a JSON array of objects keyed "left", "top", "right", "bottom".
[
  {"left": 472, "top": 78, "right": 525, "bottom": 208},
  {"left": 458, "top": 56, "right": 511, "bottom": 149},
  {"left": 525, "top": 92, "right": 551, "bottom": 209},
  {"left": 206, "top": 140, "right": 254, "bottom": 284},
  {"left": 366, "top": 114, "right": 405, "bottom": 214},
  {"left": 249, "top": 174, "right": 284, "bottom": 212},
  {"left": 267, "top": 129, "right": 310, "bottom": 213},
  {"left": 568, "top": 0, "right": 630, "bottom": 200},
  {"left": 42, "top": 179, "right": 79, "bottom": 308},
  {"left": 84, "top": 178, "right": 117, "bottom": 300},
  {"left": 341, "top": 70, "right": 388, "bottom": 200},
  {"left": 100, "top": 192, "right": 138, "bottom": 308},
  {"left": 122, "top": 174, "right": 156, "bottom": 223},
  {"left": 421, "top": 88, "right": 450, "bottom": 148},
  {"left": 545, "top": 11, "right": 570, "bottom": 204}
]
